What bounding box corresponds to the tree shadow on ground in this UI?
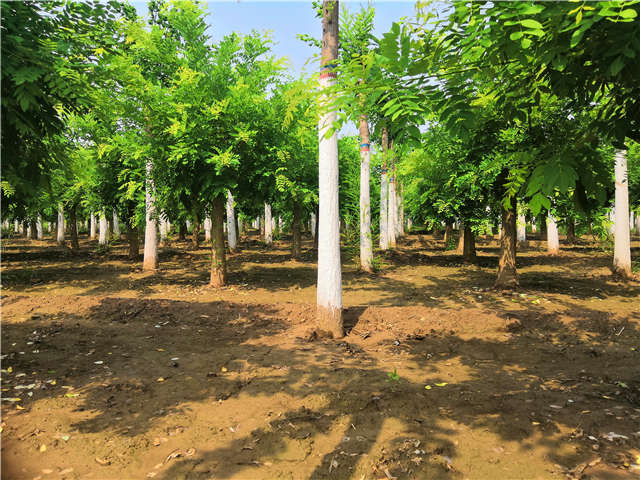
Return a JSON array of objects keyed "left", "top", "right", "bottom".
[{"left": 3, "top": 295, "right": 639, "bottom": 479}]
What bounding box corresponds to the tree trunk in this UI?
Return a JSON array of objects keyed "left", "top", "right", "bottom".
[
  {"left": 388, "top": 170, "right": 397, "bottom": 248},
  {"left": 29, "top": 219, "right": 37, "bottom": 240},
  {"left": 495, "top": 197, "right": 518, "bottom": 288},
  {"left": 444, "top": 223, "right": 453, "bottom": 248},
  {"left": 317, "top": 0, "right": 343, "bottom": 339},
  {"left": 178, "top": 222, "right": 186, "bottom": 241},
  {"left": 613, "top": 149, "right": 632, "bottom": 278},
  {"left": 210, "top": 195, "right": 227, "bottom": 287},
  {"left": 36, "top": 215, "right": 43, "bottom": 239},
  {"left": 463, "top": 224, "right": 476, "bottom": 262},
  {"left": 379, "top": 126, "right": 389, "bottom": 251},
  {"left": 264, "top": 203, "right": 273, "bottom": 246},
  {"left": 204, "top": 216, "right": 211, "bottom": 242},
  {"left": 516, "top": 212, "right": 527, "bottom": 244},
  {"left": 191, "top": 212, "right": 200, "bottom": 249},
  {"left": 69, "top": 204, "right": 79, "bottom": 251},
  {"left": 143, "top": 159, "right": 158, "bottom": 271},
  {"left": 539, "top": 214, "right": 547, "bottom": 241},
  {"left": 127, "top": 224, "right": 139, "bottom": 260},
  {"left": 159, "top": 218, "right": 168, "bottom": 246},
  {"left": 112, "top": 209, "right": 120, "bottom": 239},
  {"left": 90, "top": 212, "right": 96, "bottom": 239},
  {"left": 359, "top": 114, "right": 374, "bottom": 272},
  {"left": 547, "top": 213, "right": 560, "bottom": 255},
  {"left": 226, "top": 191, "right": 237, "bottom": 252},
  {"left": 311, "top": 212, "right": 317, "bottom": 240},
  {"left": 566, "top": 218, "right": 576, "bottom": 244},
  {"left": 57, "top": 203, "right": 65, "bottom": 245},
  {"left": 292, "top": 200, "right": 302, "bottom": 259},
  {"left": 99, "top": 211, "right": 108, "bottom": 246},
  {"left": 397, "top": 182, "right": 405, "bottom": 238}
]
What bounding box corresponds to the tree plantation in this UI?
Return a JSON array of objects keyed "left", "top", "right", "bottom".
[{"left": 2, "top": 1, "right": 640, "bottom": 478}]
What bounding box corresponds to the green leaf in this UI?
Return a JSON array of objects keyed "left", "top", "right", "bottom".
[
  {"left": 620, "top": 9, "right": 637, "bottom": 19},
  {"left": 609, "top": 56, "right": 625, "bottom": 76},
  {"left": 520, "top": 19, "right": 543, "bottom": 30},
  {"left": 521, "top": 38, "right": 532, "bottom": 49},
  {"left": 509, "top": 31, "right": 524, "bottom": 41}
]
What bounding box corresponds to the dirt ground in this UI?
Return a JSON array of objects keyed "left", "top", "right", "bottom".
[{"left": 1, "top": 230, "right": 639, "bottom": 480}]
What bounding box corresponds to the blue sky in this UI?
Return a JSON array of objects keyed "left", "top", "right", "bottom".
[{"left": 131, "top": 1, "right": 418, "bottom": 77}]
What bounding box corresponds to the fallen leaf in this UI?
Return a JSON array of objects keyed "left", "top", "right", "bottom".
[
  {"left": 435, "top": 382, "right": 448, "bottom": 387},
  {"left": 39, "top": 444, "right": 46, "bottom": 452},
  {"left": 424, "top": 385, "right": 432, "bottom": 390},
  {"left": 156, "top": 378, "right": 165, "bottom": 383},
  {"left": 221, "top": 367, "right": 228, "bottom": 373},
  {"left": 61, "top": 435, "right": 70, "bottom": 442},
  {"left": 95, "top": 457, "right": 110, "bottom": 466}
]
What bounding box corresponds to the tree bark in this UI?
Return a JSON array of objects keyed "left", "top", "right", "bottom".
[
  {"left": 292, "top": 200, "right": 302, "bottom": 259},
  {"left": 547, "top": 213, "right": 560, "bottom": 255},
  {"left": 379, "top": 126, "right": 389, "bottom": 251},
  {"left": 388, "top": 168, "right": 397, "bottom": 248},
  {"left": 143, "top": 159, "right": 158, "bottom": 271},
  {"left": 516, "top": 212, "right": 527, "bottom": 244},
  {"left": 495, "top": 197, "right": 518, "bottom": 288},
  {"left": 539, "top": 214, "right": 547, "bottom": 241},
  {"left": 69, "top": 204, "right": 79, "bottom": 251},
  {"left": 565, "top": 217, "right": 576, "bottom": 244},
  {"left": 191, "top": 212, "right": 200, "bottom": 249},
  {"left": 613, "top": 149, "right": 632, "bottom": 278},
  {"left": 444, "top": 223, "right": 453, "bottom": 248},
  {"left": 317, "top": 0, "right": 343, "bottom": 338},
  {"left": 226, "top": 191, "right": 237, "bottom": 252},
  {"left": 359, "top": 114, "right": 374, "bottom": 272},
  {"left": 99, "top": 211, "right": 109, "bottom": 246},
  {"left": 29, "top": 219, "right": 37, "bottom": 240},
  {"left": 462, "top": 224, "right": 476, "bottom": 262},
  {"left": 112, "top": 209, "right": 120, "bottom": 238},
  {"left": 210, "top": 195, "right": 227, "bottom": 287},
  {"left": 127, "top": 224, "right": 139, "bottom": 260},
  {"left": 159, "top": 218, "right": 168, "bottom": 246},
  {"left": 204, "top": 216, "right": 211, "bottom": 242},
  {"left": 90, "top": 212, "right": 96, "bottom": 239},
  {"left": 56, "top": 204, "right": 65, "bottom": 245},
  {"left": 36, "top": 215, "right": 43, "bottom": 239},
  {"left": 178, "top": 222, "right": 186, "bottom": 241},
  {"left": 264, "top": 203, "right": 273, "bottom": 246}
]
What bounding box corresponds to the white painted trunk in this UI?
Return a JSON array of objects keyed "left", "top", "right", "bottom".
[
  {"left": 613, "top": 149, "right": 631, "bottom": 276},
  {"left": 226, "top": 191, "right": 237, "bottom": 251},
  {"left": 264, "top": 203, "right": 273, "bottom": 245},
  {"left": 359, "top": 136, "right": 373, "bottom": 271},
  {"left": 531, "top": 218, "right": 537, "bottom": 234},
  {"left": 407, "top": 218, "right": 413, "bottom": 231},
  {"left": 238, "top": 219, "right": 244, "bottom": 236},
  {"left": 636, "top": 211, "right": 640, "bottom": 233},
  {"left": 36, "top": 215, "right": 43, "bottom": 239},
  {"left": 278, "top": 216, "right": 284, "bottom": 232},
  {"left": 317, "top": 52, "right": 342, "bottom": 327},
  {"left": 57, "top": 203, "right": 65, "bottom": 243},
  {"left": 517, "top": 213, "right": 526, "bottom": 242},
  {"left": 186, "top": 219, "right": 191, "bottom": 231},
  {"left": 143, "top": 159, "right": 158, "bottom": 270},
  {"left": 90, "top": 212, "right": 96, "bottom": 239},
  {"left": 159, "top": 218, "right": 168, "bottom": 243},
  {"left": 204, "top": 216, "right": 211, "bottom": 242},
  {"left": 546, "top": 214, "right": 560, "bottom": 255},
  {"left": 311, "top": 212, "right": 317, "bottom": 239},
  {"left": 14, "top": 219, "right": 19, "bottom": 233},
  {"left": 608, "top": 208, "right": 615, "bottom": 234},
  {"left": 388, "top": 176, "right": 397, "bottom": 248},
  {"left": 379, "top": 171, "right": 388, "bottom": 250},
  {"left": 112, "top": 209, "right": 120, "bottom": 237},
  {"left": 27, "top": 225, "right": 31, "bottom": 238},
  {"left": 99, "top": 212, "right": 108, "bottom": 245},
  {"left": 630, "top": 211, "right": 635, "bottom": 231},
  {"left": 397, "top": 185, "right": 404, "bottom": 237}
]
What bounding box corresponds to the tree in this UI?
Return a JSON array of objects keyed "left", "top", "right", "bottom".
[{"left": 317, "top": 0, "right": 343, "bottom": 338}]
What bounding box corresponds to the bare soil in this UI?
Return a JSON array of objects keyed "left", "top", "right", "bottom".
[{"left": 1, "top": 231, "right": 639, "bottom": 480}]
